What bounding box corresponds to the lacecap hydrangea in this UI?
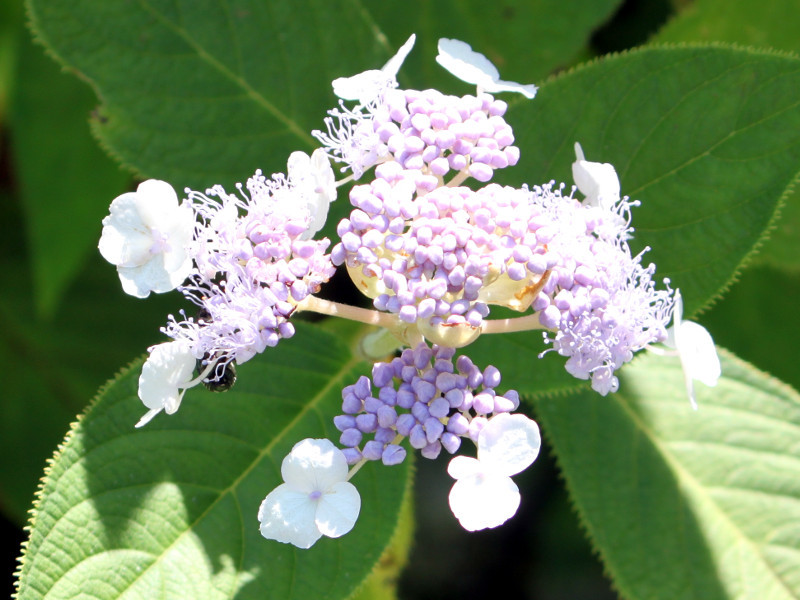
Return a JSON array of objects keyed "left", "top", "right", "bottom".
[{"left": 99, "top": 34, "right": 720, "bottom": 547}]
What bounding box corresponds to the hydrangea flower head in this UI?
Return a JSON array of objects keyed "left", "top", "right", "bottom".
[
  {"left": 136, "top": 340, "right": 198, "bottom": 427},
  {"left": 436, "top": 38, "right": 537, "bottom": 98},
  {"left": 258, "top": 438, "right": 361, "bottom": 548},
  {"left": 448, "top": 413, "right": 541, "bottom": 531},
  {"left": 99, "top": 179, "right": 194, "bottom": 297},
  {"left": 665, "top": 289, "right": 721, "bottom": 409}
]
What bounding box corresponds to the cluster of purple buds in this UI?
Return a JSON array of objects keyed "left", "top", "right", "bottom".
[
  {"left": 334, "top": 343, "right": 519, "bottom": 465},
  {"left": 332, "top": 167, "right": 566, "bottom": 346},
  {"left": 316, "top": 86, "right": 519, "bottom": 184}
]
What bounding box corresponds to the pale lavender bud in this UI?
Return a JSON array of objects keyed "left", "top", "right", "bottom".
[{"left": 382, "top": 444, "right": 407, "bottom": 465}]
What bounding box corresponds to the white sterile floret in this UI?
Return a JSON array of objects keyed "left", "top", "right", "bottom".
[
  {"left": 332, "top": 34, "right": 416, "bottom": 104},
  {"left": 435, "top": 38, "right": 537, "bottom": 99},
  {"left": 665, "top": 290, "right": 721, "bottom": 410},
  {"left": 448, "top": 413, "right": 541, "bottom": 531},
  {"left": 285, "top": 148, "right": 337, "bottom": 239},
  {"left": 136, "top": 340, "right": 197, "bottom": 427},
  {"left": 572, "top": 142, "right": 621, "bottom": 211},
  {"left": 99, "top": 179, "right": 194, "bottom": 298},
  {"left": 258, "top": 438, "right": 361, "bottom": 548}
]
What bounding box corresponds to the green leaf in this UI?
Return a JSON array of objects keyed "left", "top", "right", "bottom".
[
  {"left": 652, "top": 0, "right": 800, "bottom": 272},
  {"left": 10, "top": 27, "right": 130, "bottom": 317},
  {"left": 655, "top": 0, "right": 800, "bottom": 53},
  {"left": 15, "top": 322, "right": 412, "bottom": 600},
  {"left": 0, "top": 0, "right": 22, "bottom": 126},
  {"left": 534, "top": 349, "right": 800, "bottom": 599},
  {"left": 25, "top": 0, "right": 392, "bottom": 190},
  {"left": 506, "top": 45, "right": 800, "bottom": 316},
  {"left": 702, "top": 265, "right": 800, "bottom": 393}
]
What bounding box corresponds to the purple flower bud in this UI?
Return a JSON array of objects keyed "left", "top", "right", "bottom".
[
  {"left": 429, "top": 396, "right": 450, "bottom": 418},
  {"left": 441, "top": 432, "right": 461, "bottom": 454},
  {"left": 356, "top": 413, "right": 378, "bottom": 432},
  {"left": 424, "top": 417, "right": 445, "bottom": 443},
  {"left": 364, "top": 396, "right": 383, "bottom": 413},
  {"left": 377, "top": 405, "right": 398, "bottom": 428},
  {"left": 342, "top": 448, "right": 362, "bottom": 465},
  {"left": 483, "top": 365, "right": 502, "bottom": 388},
  {"left": 354, "top": 375, "right": 372, "bottom": 399},
  {"left": 396, "top": 413, "right": 416, "bottom": 436},
  {"left": 334, "top": 415, "right": 356, "bottom": 431},
  {"left": 363, "top": 440, "right": 385, "bottom": 461},
  {"left": 342, "top": 391, "right": 362, "bottom": 414},
  {"left": 409, "top": 424, "right": 428, "bottom": 449},
  {"left": 340, "top": 428, "right": 363, "bottom": 447},
  {"left": 447, "top": 412, "right": 470, "bottom": 435},
  {"left": 382, "top": 444, "right": 407, "bottom": 465},
  {"left": 421, "top": 441, "right": 442, "bottom": 459},
  {"left": 472, "top": 392, "right": 495, "bottom": 415},
  {"left": 379, "top": 385, "right": 397, "bottom": 406}
]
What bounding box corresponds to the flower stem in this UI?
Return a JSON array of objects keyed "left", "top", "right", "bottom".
[
  {"left": 296, "top": 296, "right": 399, "bottom": 328},
  {"left": 481, "top": 312, "right": 546, "bottom": 334}
]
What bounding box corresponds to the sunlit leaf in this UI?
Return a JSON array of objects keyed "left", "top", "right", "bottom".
[
  {"left": 535, "top": 349, "right": 800, "bottom": 599},
  {"left": 15, "top": 322, "right": 412, "bottom": 600}
]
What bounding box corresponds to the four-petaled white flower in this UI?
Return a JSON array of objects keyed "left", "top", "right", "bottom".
[
  {"left": 136, "top": 340, "right": 198, "bottom": 428},
  {"left": 448, "top": 413, "right": 541, "bottom": 531},
  {"left": 435, "top": 38, "right": 538, "bottom": 99},
  {"left": 572, "top": 142, "right": 621, "bottom": 211},
  {"left": 332, "top": 34, "right": 417, "bottom": 104},
  {"left": 258, "top": 438, "right": 361, "bottom": 548},
  {"left": 284, "top": 148, "right": 337, "bottom": 239},
  {"left": 665, "top": 289, "right": 721, "bottom": 409},
  {"left": 99, "top": 179, "right": 194, "bottom": 298}
]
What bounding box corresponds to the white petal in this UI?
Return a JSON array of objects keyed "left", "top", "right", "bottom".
[
  {"left": 436, "top": 38, "right": 537, "bottom": 99},
  {"left": 98, "top": 192, "right": 153, "bottom": 267},
  {"left": 332, "top": 70, "right": 390, "bottom": 102},
  {"left": 572, "top": 143, "right": 620, "bottom": 209},
  {"left": 258, "top": 484, "right": 322, "bottom": 549},
  {"left": 132, "top": 179, "right": 181, "bottom": 228},
  {"left": 448, "top": 472, "right": 520, "bottom": 531},
  {"left": 137, "top": 341, "right": 196, "bottom": 415},
  {"left": 135, "top": 408, "right": 163, "bottom": 429},
  {"left": 314, "top": 481, "right": 361, "bottom": 538},
  {"left": 117, "top": 254, "right": 189, "bottom": 298},
  {"left": 381, "top": 33, "right": 416, "bottom": 79},
  {"left": 436, "top": 38, "right": 500, "bottom": 86},
  {"left": 281, "top": 438, "right": 349, "bottom": 492},
  {"left": 288, "top": 149, "right": 337, "bottom": 239},
  {"left": 447, "top": 455, "right": 482, "bottom": 480},
  {"left": 665, "top": 290, "right": 721, "bottom": 409},
  {"left": 678, "top": 321, "right": 721, "bottom": 388},
  {"left": 477, "top": 413, "right": 541, "bottom": 476},
  {"left": 99, "top": 179, "right": 195, "bottom": 297}
]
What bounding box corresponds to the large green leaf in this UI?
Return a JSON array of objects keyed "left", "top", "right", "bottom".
[
  {"left": 25, "top": 0, "right": 392, "bottom": 191},
  {"left": 15, "top": 322, "right": 412, "bottom": 600},
  {"left": 534, "top": 349, "right": 800, "bottom": 599},
  {"left": 652, "top": 0, "right": 800, "bottom": 272}
]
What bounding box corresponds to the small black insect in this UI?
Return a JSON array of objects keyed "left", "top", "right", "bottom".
[{"left": 196, "top": 358, "right": 237, "bottom": 393}]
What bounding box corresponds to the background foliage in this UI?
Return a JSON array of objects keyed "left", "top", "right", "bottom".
[{"left": 3, "top": 0, "right": 800, "bottom": 598}]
